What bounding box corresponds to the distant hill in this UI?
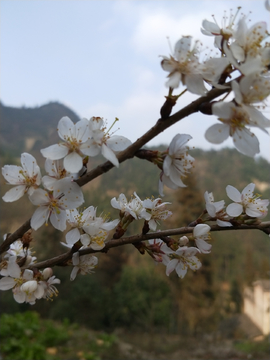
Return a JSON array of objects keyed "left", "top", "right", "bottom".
[{"left": 0, "top": 101, "right": 80, "bottom": 158}]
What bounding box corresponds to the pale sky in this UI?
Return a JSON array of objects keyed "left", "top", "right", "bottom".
[{"left": 1, "top": 0, "right": 270, "bottom": 161}]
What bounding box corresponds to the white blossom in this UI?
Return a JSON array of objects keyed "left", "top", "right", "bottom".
[
  {"left": 205, "top": 102, "right": 260, "bottom": 157},
  {"left": 40, "top": 117, "right": 93, "bottom": 173},
  {"left": 193, "top": 224, "right": 212, "bottom": 254},
  {"left": 142, "top": 198, "right": 172, "bottom": 231},
  {"left": 161, "top": 36, "right": 207, "bottom": 94},
  {"left": 160, "top": 134, "right": 194, "bottom": 195},
  {"left": 204, "top": 191, "right": 232, "bottom": 227},
  {"left": 85, "top": 117, "right": 132, "bottom": 167},
  {"left": 29, "top": 178, "right": 84, "bottom": 231},
  {"left": 162, "top": 245, "right": 202, "bottom": 279},
  {"left": 70, "top": 252, "right": 98, "bottom": 281},
  {"left": 2, "top": 153, "right": 41, "bottom": 202},
  {"left": 226, "top": 183, "right": 269, "bottom": 218}
]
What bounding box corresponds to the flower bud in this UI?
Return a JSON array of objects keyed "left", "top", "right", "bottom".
[
  {"left": 21, "top": 280, "right": 38, "bottom": 294},
  {"left": 42, "top": 268, "right": 53, "bottom": 280},
  {"left": 179, "top": 236, "right": 189, "bottom": 246}
]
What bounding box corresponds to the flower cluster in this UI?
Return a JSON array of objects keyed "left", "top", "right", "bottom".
[
  {"left": 0, "top": 241, "right": 60, "bottom": 304},
  {"left": 162, "top": 10, "right": 270, "bottom": 157}
]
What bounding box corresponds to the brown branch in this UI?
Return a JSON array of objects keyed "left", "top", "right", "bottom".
[
  {"left": 0, "top": 86, "right": 228, "bottom": 255},
  {"left": 29, "top": 221, "right": 270, "bottom": 270}
]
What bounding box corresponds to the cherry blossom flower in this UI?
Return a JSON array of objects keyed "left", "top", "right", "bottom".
[
  {"left": 205, "top": 102, "right": 260, "bottom": 157},
  {"left": 161, "top": 36, "right": 207, "bottom": 95},
  {"left": 70, "top": 252, "right": 98, "bottom": 281},
  {"left": 204, "top": 191, "right": 232, "bottom": 227},
  {"left": 86, "top": 117, "right": 132, "bottom": 167},
  {"left": 66, "top": 206, "right": 118, "bottom": 250},
  {"left": 161, "top": 246, "right": 202, "bottom": 279},
  {"left": 40, "top": 116, "right": 93, "bottom": 173},
  {"left": 42, "top": 159, "right": 81, "bottom": 190},
  {"left": 193, "top": 224, "right": 212, "bottom": 254},
  {"left": 201, "top": 8, "right": 239, "bottom": 49},
  {"left": 230, "top": 18, "right": 269, "bottom": 63},
  {"left": 159, "top": 134, "right": 194, "bottom": 195},
  {"left": 2, "top": 153, "right": 41, "bottom": 202},
  {"left": 39, "top": 269, "right": 61, "bottom": 300},
  {"left": 142, "top": 198, "right": 172, "bottom": 231},
  {"left": 29, "top": 178, "right": 84, "bottom": 231},
  {"left": 231, "top": 75, "right": 270, "bottom": 131},
  {"left": 226, "top": 183, "right": 269, "bottom": 218}
]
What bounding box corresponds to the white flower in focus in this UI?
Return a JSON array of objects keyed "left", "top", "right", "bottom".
[
  {"left": 193, "top": 224, "right": 212, "bottom": 254},
  {"left": 126, "top": 192, "right": 151, "bottom": 221},
  {"left": 226, "top": 183, "right": 269, "bottom": 218},
  {"left": 86, "top": 117, "right": 132, "bottom": 167},
  {"left": 142, "top": 198, "right": 172, "bottom": 231},
  {"left": 201, "top": 11, "right": 236, "bottom": 49},
  {"left": 2, "top": 153, "right": 41, "bottom": 202},
  {"left": 29, "top": 178, "right": 84, "bottom": 231},
  {"left": 40, "top": 274, "right": 60, "bottom": 300},
  {"left": 160, "top": 134, "right": 194, "bottom": 195},
  {"left": 204, "top": 191, "right": 232, "bottom": 227},
  {"left": 162, "top": 246, "right": 202, "bottom": 279},
  {"left": 205, "top": 102, "right": 260, "bottom": 157},
  {"left": 232, "top": 75, "right": 270, "bottom": 131},
  {"left": 161, "top": 36, "right": 207, "bottom": 95},
  {"left": 40, "top": 117, "right": 93, "bottom": 173},
  {"left": 70, "top": 252, "right": 98, "bottom": 281},
  {"left": 110, "top": 193, "right": 129, "bottom": 213},
  {"left": 66, "top": 207, "right": 118, "bottom": 250},
  {"left": 230, "top": 18, "right": 268, "bottom": 62},
  {"left": 42, "top": 159, "right": 81, "bottom": 190}
]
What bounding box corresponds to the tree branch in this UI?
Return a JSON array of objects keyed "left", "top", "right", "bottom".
[
  {"left": 0, "top": 86, "right": 229, "bottom": 255},
  {"left": 29, "top": 221, "right": 270, "bottom": 270}
]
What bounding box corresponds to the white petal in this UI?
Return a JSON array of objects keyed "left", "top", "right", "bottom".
[
  {"left": 216, "top": 219, "right": 232, "bottom": 227},
  {"left": 166, "top": 259, "right": 178, "bottom": 276},
  {"left": 107, "top": 136, "right": 132, "bottom": 151},
  {"left": 50, "top": 209, "right": 67, "bottom": 231},
  {"left": 2, "top": 165, "right": 24, "bottom": 184},
  {"left": 21, "top": 153, "right": 39, "bottom": 177},
  {"left": 193, "top": 224, "right": 210, "bottom": 237},
  {"left": 195, "top": 238, "right": 212, "bottom": 254},
  {"left": 70, "top": 267, "right": 79, "bottom": 281},
  {"left": 185, "top": 74, "right": 206, "bottom": 95},
  {"left": 226, "top": 185, "right": 241, "bottom": 202},
  {"left": 202, "top": 20, "right": 220, "bottom": 34},
  {"left": 29, "top": 188, "right": 49, "bottom": 206},
  {"left": 74, "top": 118, "right": 91, "bottom": 142},
  {"left": 41, "top": 143, "right": 68, "bottom": 160},
  {"left": 226, "top": 203, "right": 243, "bottom": 217},
  {"left": 31, "top": 207, "right": 49, "bottom": 230},
  {"left": 7, "top": 256, "right": 21, "bottom": 278},
  {"left": 2, "top": 185, "right": 26, "bottom": 202},
  {"left": 0, "top": 277, "right": 16, "bottom": 290},
  {"left": 233, "top": 129, "right": 260, "bottom": 157},
  {"left": 101, "top": 144, "right": 119, "bottom": 167},
  {"left": 165, "top": 72, "right": 181, "bottom": 89},
  {"left": 58, "top": 116, "right": 75, "bottom": 140},
  {"left": 205, "top": 123, "right": 230, "bottom": 144},
  {"left": 66, "top": 228, "right": 81, "bottom": 245},
  {"left": 175, "top": 262, "right": 187, "bottom": 279},
  {"left": 63, "top": 152, "right": 83, "bottom": 173},
  {"left": 212, "top": 102, "right": 233, "bottom": 119}
]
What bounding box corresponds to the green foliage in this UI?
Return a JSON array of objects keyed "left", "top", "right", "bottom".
[
  {"left": 0, "top": 311, "right": 69, "bottom": 360},
  {"left": 112, "top": 266, "right": 173, "bottom": 330}
]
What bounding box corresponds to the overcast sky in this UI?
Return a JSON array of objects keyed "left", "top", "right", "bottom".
[{"left": 1, "top": 0, "right": 269, "bottom": 161}]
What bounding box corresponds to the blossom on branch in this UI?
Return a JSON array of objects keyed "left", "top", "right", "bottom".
[
  {"left": 161, "top": 36, "right": 207, "bottom": 95},
  {"left": 226, "top": 183, "right": 269, "bottom": 218},
  {"left": 29, "top": 178, "right": 84, "bottom": 231},
  {"left": 204, "top": 191, "right": 232, "bottom": 227},
  {"left": 70, "top": 252, "right": 98, "bottom": 281},
  {"left": 40, "top": 117, "right": 93, "bottom": 173},
  {"left": 85, "top": 117, "right": 132, "bottom": 167},
  {"left": 2, "top": 153, "right": 41, "bottom": 202},
  {"left": 159, "top": 134, "right": 194, "bottom": 196},
  {"left": 161, "top": 245, "right": 202, "bottom": 279},
  {"left": 205, "top": 102, "right": 260, "bottom": 157}
]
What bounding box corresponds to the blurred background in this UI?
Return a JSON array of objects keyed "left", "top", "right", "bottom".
[{"left": 0, "top": 1, "right": 270, "bottom": 359}]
